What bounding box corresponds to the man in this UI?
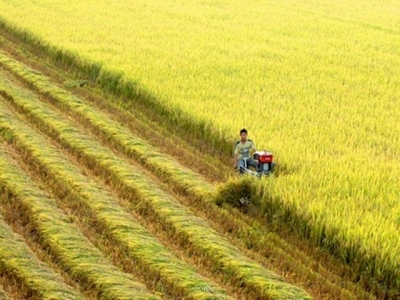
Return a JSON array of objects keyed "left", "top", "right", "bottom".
[{"left": 234, "top": 128, "right": 257, "bottom": 173}]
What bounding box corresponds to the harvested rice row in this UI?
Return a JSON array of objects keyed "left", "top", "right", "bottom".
[
  {"left": 0, "top": 288, "right": 11, "bottom": 300},
  {"left": 0, "top": 51, "right": 215, "bottom": 201},
  {"left": 0, "top": 96, "right": 232, "bottom": 299},
  {"left": 0, "top": 52, "right": 365, "bottom": 299},
  {"left": 0, "top": 137, "right": 161, "bottom": 300},
  {"left": 0, "top": 63, "right": 312, "bottom": 300},
  {"left": 0, "top": 211, "right": 83, "bottom": 300}
]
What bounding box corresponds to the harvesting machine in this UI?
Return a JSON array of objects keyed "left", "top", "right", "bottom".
[{"left": 238, "top": 150, "right": 275, "bottom": 178}]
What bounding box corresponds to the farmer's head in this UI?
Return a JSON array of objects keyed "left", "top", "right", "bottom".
[{"left": 240, "top": 128, "right": 248, "bottom": 142}]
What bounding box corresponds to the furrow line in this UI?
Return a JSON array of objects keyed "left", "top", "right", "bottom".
[
  {"left": 0, "top": 56, "right": 312, "bottom": 299},
  {"left": 0, "top": 288, "right": 12, "bottom": 300},
  {"left": 0, "top": 132, "right": 161, "bottom": 300},
  {"left": 0, "top": 210, "right": 84, "bottom": 300},
  {"left": 0, "top": 259, "right": 28, "bottom": 300},
  {"left": 0, "top": 92, "right": 233, "bottom": 299}
]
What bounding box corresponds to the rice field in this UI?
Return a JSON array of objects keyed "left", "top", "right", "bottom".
[{"left": 0, "top": 0, "right": 398, "bottom": 299}]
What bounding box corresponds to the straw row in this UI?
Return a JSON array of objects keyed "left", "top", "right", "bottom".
[
  {"left": 0, "top": 203, "right": 83, "bottom": 300},
  {"left": 0, "top": 288, "right": 12, "bottom": 300},
  {"left": 0, "top": 91, "right": 231, "bottom": 298},
  {"left": 0, "top": 127, "right": 161, "bottom": 300}
]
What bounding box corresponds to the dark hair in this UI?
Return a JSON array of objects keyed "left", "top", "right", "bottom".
[{"left": 240, "top": 128, "right": 247, "bottom": 134}]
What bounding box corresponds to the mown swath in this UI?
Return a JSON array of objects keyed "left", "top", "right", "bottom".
[
  {"left": 0, "top": 63, "right": 312, "bottom": 299},
  {"left": 0, "top": 133, "right": 161, "bottom": 300},
  {"left": 0, "top": 97, "right": 232, "bottom": 299},
  {"left": 0, "top": 51, "right": 215, "bottom": 202},
  {"left": 0, "top": 288, "right": 11, "bottom": 300},
  {"left": 0, "top": 210, "right": 84, "bottom": 300}
]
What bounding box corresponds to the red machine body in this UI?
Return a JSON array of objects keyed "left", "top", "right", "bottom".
[{"left": 254, "top": 151, "right": 273, "bottom": 163}]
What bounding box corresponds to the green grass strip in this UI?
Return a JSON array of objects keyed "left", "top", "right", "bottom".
[
  {"left": 0, "top": 136, "right": 161, "bottom": 300},
  {"left": 0, "top": 93, "right": 231, "bottom": 299},
  {"left": 0, "top": 66, "right": 312, "bottom": 300},
  {"left": 0, "top": 210, "right": 83, "bottom": 300},
  {"left": 0, "top": 51, "right": 215, "bottom": 201}
]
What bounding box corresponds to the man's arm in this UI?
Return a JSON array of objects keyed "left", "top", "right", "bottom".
[{"left": 234, "top": 143, "right": 239, "bottom": 167}]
